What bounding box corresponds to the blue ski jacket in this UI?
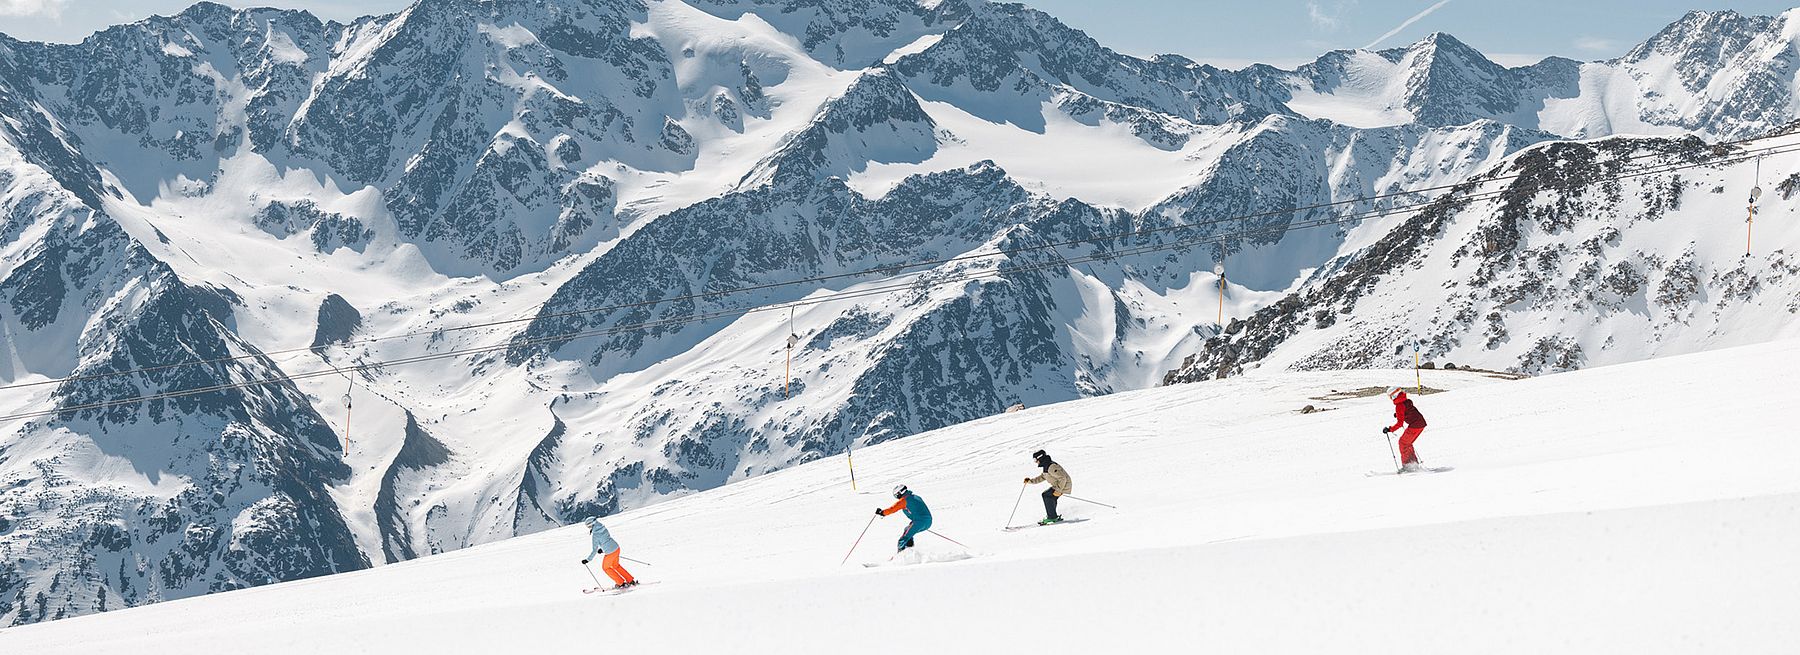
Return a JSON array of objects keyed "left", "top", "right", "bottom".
[
  {"left": 880, "top": 492, "right": 932, "bottom": 524},
  {"left": 585, "top": 521, "right": 620, "bottom": 560}
]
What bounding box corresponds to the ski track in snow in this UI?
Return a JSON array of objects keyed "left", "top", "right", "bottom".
[{"left": 7, "top": 339, "right": 1799, "bottom": 652}]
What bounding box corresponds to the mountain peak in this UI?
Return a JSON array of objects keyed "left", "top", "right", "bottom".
[
  {"left": 1622, "top": 7, "right": 1784, "bottom": 95},
  {"left": 1401, "top": 31, "right": 1493, "bottom": 67},
  {"left": 1415, "top": 31, "right": 1464, "bottom": 48},
  {"left": 1624, "top": 8, "right": 1778, "bottom": 61},
  {"left": 176, "top": 1, "right": 235, "bottom": 18},
  {"left": 740, "top": 66, "right": 937, "bottom": 187}
]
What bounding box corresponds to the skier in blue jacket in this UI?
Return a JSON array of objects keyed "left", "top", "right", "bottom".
[
  {"left": 580, "top": 517, "right": 637, "bottom": 589},
  {"left": 876, "top": 485, "right": 932, "bottom": 551}
]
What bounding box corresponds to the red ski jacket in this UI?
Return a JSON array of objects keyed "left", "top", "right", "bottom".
[{"left": 1388, "top": 394, "right": 1427, "bottom": 432}]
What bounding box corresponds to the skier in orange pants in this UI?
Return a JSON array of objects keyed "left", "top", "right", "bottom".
[{"left": 581, "top": 517, "right": 637, "bottom": 589}]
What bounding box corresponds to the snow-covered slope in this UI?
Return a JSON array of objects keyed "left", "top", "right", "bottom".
[
  {"left": 6, "top": 0, "right": 1800, "bottom": 626},
  {"left": 6, "top": 340, "right": 1798, "bottom": 652}
]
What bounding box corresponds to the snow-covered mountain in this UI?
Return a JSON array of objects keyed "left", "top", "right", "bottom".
[
  {"left": 3, "top": 0, "right": 1800, "bottom": 625},
  {"left": 1163, "top": 132, "right": 1800, "bottom": 382},
  {"left": 1251, "top": 14, "right": 1800, "bottom": 140}
]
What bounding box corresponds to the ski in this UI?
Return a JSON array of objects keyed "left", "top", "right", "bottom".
[
  {"left": 1365, "top": 466, "right": 1454, "bottom": 477},
  {"left": 864, "top": 555, "right": 974, "bottom": 567},
  {"left": 862, "top": 549, "right": 907, "bottom": 567},
  {"left": 863, "top": 554, "right": 905, "bottom": 568},
  {"left": 1002, "top": 518, "right": 1089, "bottom": 532},
  {"left": 582, "top": 581, "right": 658, "bottom": 595}
]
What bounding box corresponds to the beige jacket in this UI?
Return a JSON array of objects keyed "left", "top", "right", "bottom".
[{"left": 1028, "top": 463, "right": 1073, "bottom": 495}]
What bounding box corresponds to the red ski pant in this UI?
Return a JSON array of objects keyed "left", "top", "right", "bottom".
[
  {"left": 600, "top": 549, "right": 635, "bottom": 585},
  {"left": 1397, "top": 426, "right": 1424, "bottom": 465}
]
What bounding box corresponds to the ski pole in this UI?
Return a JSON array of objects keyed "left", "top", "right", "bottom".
[
  {"left": 928, "top": 530, "right": 971, "bottom": 550},
  {"left": 1383, "top": 430, "right": 1400, "bottom": 471},
  {"left": 840, "top": 514, "right": 876, "bottom": 566},
  {"left": 622, "top": 556, "right": 653, "bottom": 566},
  {"left": 580, "top": 562, "right": 604, "bottom": 588},
  {"left": 1060, "top": 494, "right": 1117, "bottom": 509},
  {"left": 1003, "top": 482, "right": 1027, "bottom": 528}
]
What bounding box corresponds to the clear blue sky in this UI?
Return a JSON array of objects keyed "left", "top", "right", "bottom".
[
  {"left": 1, "top": 1, "right": 1794, "bottom": 68},
  {"left": 1025, "top": 0, "right": 1800, "bottom": 67}
]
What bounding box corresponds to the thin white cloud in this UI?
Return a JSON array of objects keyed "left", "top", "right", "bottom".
[
  {"left": 1308, "top": 1, "right": 1341, "bottom": 31},
  {"left": 1573, "top": 36, "right": 1622, "bottom": 53},
  {"left": 0, "top": 0, "right": 66, "bottom": 18},
  {"left": 1363, "top": 0, "right": 1453, "bottom": 50}
]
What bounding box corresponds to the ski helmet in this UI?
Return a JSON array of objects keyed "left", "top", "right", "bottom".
[
  {"left": 583, "top": 516, "right": 599, "bottom": 528},
  {"left": 1031, "top": 449, "right": 1047, "bottom": 460},
  {"left": 892, "top": 484, "right": 909, "bottom": 499},
  {"left": 1386, "top": 387, "right": 1405, "bottom": 401}
]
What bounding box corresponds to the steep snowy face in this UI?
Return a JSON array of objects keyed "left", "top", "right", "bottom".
[
  {"left": 1270, "top": 34, "right": 1579, "bottom": 130},
  {"left": 509, "top": 161, "right": 1034, "bottom": 373},
  {"left": 3, "top": 24, "right": 373, "bottom": 620},
  {"left": 740, "top": 67, "right": 939, "bottom": 186},
  {"left": 1608, "top": 10, "right": 1800, "bottom": 140},
  {"left": 292, "top": 0, "right": 685, "bottom": 275},
  {"left": 889, "top": 1, "right": 1288, "bottom": 148},
  {"left": 4, "top": 4, "right": 338, "bottom": 200},
  {"left": 6, "top": 0, "right": 808, "bottom": 277},
  {"left": 0, "top": 140, "right": 366, "bottom": 622},
  {"left": 16, "top": 257, "right": 369, "bottom": 623},
  {"left": 1164, "top": 133, "right": 1800, "bottom": 382},
  {"left": 1133, "top": 115, "right": 1558, "bottom": 291}
]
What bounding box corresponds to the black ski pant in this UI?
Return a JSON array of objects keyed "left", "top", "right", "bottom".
[{"left": 1042, "top": 488, "right": 1060, "bottom": 519}]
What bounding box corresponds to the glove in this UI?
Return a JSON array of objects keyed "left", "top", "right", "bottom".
[
  {"left": 1381, "top": 427, "right": 1392, "bottom": 434},
  {"left": 1022, "top": 477, "right": 1031, "bottom": 483},
  {"left": 581, "top": 559, "right": 590, "bottom": 565},
  {"left": 874, "top": 508, "right": 883, "bottom": 516},
  {"left": 1052, "top": 491, "right": 1062, "bottom": 497}
]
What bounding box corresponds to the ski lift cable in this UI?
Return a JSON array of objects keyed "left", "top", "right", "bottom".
[
  {"left": 1, "top": 135, "right": 1793, "bottom": 397},
  {"left": 0, "top": 196, "right": 1511, "bottom": 423},
  {"left": 2, "top": 141, "right": 1781, "bottom": 424},
  {"left": 2, "top": 141, "right": 1787, "bottom": 418},
  {"left": 4, "top": 135, "right": 1787, "bottom": 395}
]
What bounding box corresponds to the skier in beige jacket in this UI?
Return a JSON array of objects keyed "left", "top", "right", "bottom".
[{"left": 1023, "top": 449, "right": 1072, "bottom": 525}]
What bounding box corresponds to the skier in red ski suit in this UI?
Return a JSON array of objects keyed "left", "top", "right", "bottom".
[{"left": 1383, "top": 387, "right": 1427, "bottom": 470}]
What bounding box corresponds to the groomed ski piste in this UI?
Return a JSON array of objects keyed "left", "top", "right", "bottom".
[{"left": 7, "top": 340, "right": 1799, "bottom": 653}]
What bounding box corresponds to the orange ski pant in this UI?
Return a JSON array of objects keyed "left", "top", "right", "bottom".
[{"left": 600, "top": 550, "right": 635, "bottom": 585}]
